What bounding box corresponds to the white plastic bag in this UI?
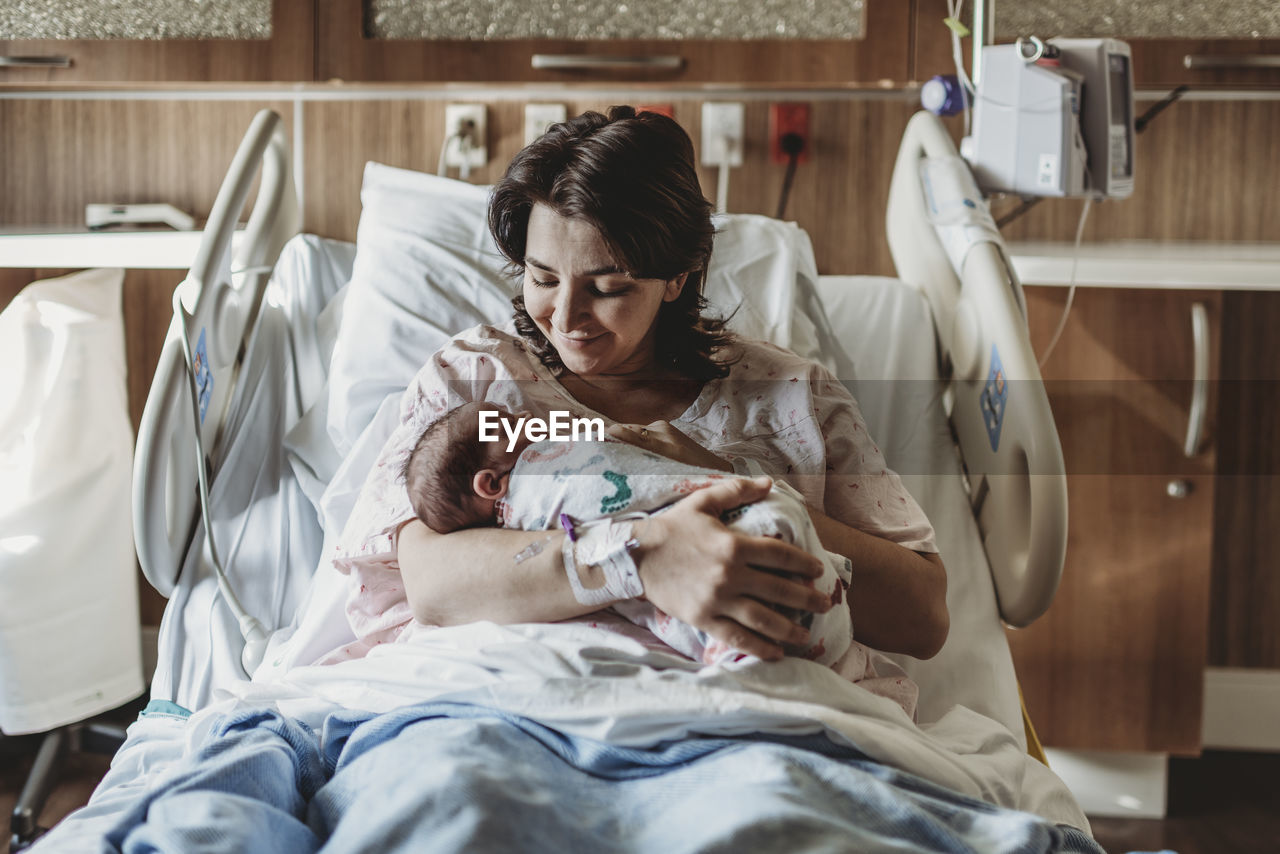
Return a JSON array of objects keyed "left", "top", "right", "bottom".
[{"left": 0, "top": 268, "right": 143, "bottom": 735}]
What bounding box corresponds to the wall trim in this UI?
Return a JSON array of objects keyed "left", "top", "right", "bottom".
[
  {"left": 1202, "top": 667, "right": 1280, "bottom": 752},
  {"left": 1, "top": 85, "right": 1279, "bottom": 102},
  {"left": 1043, "top": 749, "right": 1169, "bottom": 819}
]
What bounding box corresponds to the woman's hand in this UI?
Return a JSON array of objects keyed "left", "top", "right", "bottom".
[
  {"left": 607, "top": 420, "right": 734, "bottom": 472},
  {"left": 632, "top": 476, "right": 832, "bottom": 661}
]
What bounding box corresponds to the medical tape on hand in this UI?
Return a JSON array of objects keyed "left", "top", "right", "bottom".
[{"left": 560, "top": 516, "right": 644, "bottom": 606}]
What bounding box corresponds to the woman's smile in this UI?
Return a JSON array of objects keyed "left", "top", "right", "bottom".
[{"left": 554, "top": 329, "right": 606, "bottom": 349}]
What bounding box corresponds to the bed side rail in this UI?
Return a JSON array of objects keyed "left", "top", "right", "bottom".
[
  {"left": 885, "top": 111, "right": 1067, "bottom": 628},
  {"left": 132, "top": 109, "right": 299, "bottom": 597}
]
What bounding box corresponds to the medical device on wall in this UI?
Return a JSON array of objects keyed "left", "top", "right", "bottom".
[{"left": 960, "top": 37, "right": 1134, "bottom": 201}]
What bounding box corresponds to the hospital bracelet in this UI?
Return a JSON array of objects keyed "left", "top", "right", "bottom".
[{"left": 559, "top": 514, "right": 645, "bottom": 607}]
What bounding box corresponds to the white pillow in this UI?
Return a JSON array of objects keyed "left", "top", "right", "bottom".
[{"left": 326, "top": 162, "right": 833, "bottom": 457}]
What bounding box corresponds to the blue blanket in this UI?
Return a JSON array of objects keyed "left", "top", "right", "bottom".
[{"left": 83, "top": 702, "right": 1101, "bottom": 853}]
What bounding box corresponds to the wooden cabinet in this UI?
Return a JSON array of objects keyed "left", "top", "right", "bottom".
[
  {"left": 0, "top": 0, "right": 312, "bottom": 83},
  {"left": 1010, "top": 287, "right": 1221, "bottom": 755},
  {"left": 913, "top": 0, "right": 1280, "bottom": 88},
  {"left": 319, "top": 0, "right": 912, "bottom": 84}
]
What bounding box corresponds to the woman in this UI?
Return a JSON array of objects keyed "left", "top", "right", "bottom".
[{"left": 335, "top": 105, "right": 947, "bottom": 665}]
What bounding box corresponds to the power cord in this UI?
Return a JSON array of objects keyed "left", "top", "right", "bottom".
[
  {"left": 715, "top": 137, "right": 737, "bottom": 214},
  {"left": 437, "top": 119, "right": 479, "bottom": 180},
  {"left": 1036, "top": 196, "right": 1093, "bottom": 369},
  {"left": 774, "top": 132, "right": 805, "bottom": 220}
]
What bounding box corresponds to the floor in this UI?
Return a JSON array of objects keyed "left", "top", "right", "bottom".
[{"left": 2, "top": 740, "right": 1278, "bottom": 853}]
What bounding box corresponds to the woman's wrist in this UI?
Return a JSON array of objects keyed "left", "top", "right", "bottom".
[{"left": 626, "top": 515, "right": 667, "bottom": 599}]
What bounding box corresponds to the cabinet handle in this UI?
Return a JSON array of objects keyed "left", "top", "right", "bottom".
[
  {"left": 531, "top": 54, "right": 683, "bottom": 71},
  {"left": 1184, "top": 302, "right": 1209, "bottom": 458},
  {"left": 0, "top": 55, "right": 71, "bottom": 68},
  {"left": 1183, "top": 54, "right": 1280, "bottom": 70}
]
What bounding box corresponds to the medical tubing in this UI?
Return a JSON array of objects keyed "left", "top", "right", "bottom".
[
  {"left": 946, "top": 0, "right": 974, "bottom": 136},
  {"left": 437, "top": 132, "right": 459, "bottom": 177},
  {"left": 1036, "top": 197, "right": 1092, "bottom": 368},
  {"left": 172, "top": 288, "right": 269, "bottom": 652}
]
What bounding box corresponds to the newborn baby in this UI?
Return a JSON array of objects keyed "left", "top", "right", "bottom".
[{"left": 401, "top": 401, "right": 853, "bottom": 667}]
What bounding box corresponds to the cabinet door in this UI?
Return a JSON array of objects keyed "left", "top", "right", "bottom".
[
  {"left": 991, "top": 1, "right": 1280, "bottom": 88},
  {"left": 0, "top": 0, "right": 312, "bottom": 83},
  {"left": 1009, "top": 287, "right": 1220, "bottom": 755},
  {"left": 319, "top": 0, "right": 910, "bottom": 84}
]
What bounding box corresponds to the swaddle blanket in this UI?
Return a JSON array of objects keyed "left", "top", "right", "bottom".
[{"left": 497, "top": 438, "right": 854, "bottom": 667}]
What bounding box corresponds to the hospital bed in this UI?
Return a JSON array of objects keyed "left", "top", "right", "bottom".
[{"left": 28, "top": 109, "right": 1088, "bottom": 851}]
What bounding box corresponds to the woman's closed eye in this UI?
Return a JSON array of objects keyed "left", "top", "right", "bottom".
[{"left": 529, "top": 276, "right": 631, "bottom": 298}]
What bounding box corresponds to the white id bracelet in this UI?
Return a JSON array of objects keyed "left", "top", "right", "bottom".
[
  {"left": 728, "top": 455, "right": 768, "bottom": 478},
  {"left": 559, "top": 515, "right": 644, "bottom": 607}
]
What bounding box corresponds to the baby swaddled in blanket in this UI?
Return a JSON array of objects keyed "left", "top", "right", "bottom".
[{"left": 401, "top": 401, "right": 856, "bottom": 667}]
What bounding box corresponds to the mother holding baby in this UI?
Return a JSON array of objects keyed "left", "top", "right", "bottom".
[{"left": 334, "top": 105, "right": 947, "bottom": 665}]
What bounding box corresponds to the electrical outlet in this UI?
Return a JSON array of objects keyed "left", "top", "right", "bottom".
[
  {"left": 524, "top": 103, "right": 567, "bottom": 147},
  {"left": 769, "top": 102, "right": 811, "bottom": 164},
  {"left": 700, "top": 102, "right": 745, "bottom": 168},
  {"left": 443, "top": 104, "right": 487, "bottom": 169},
  {"left": 637, "top": 103, "right": 674, "bottom": 119}
]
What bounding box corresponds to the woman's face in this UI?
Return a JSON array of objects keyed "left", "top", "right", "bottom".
[{"left": 522, "top": 203, "right": 686, "bottom": 377}]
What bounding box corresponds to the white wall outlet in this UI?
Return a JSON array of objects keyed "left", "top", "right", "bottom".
[
  {"left": 524, "top": 103, "right": 567, "bottom": 147},
  {"left": 701, "top": 102, "right": 745, "bottom": 168},
  {"left": 443, "top": 103, "right": 487, "bottom": 170}
]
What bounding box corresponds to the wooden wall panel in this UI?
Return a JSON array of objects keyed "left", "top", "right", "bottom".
[
  {"left": 0, "top": 98, "right": 294, "bottom": 228},
  {"left": 301, "top": 96, "right": 919, "bottom": 276}
]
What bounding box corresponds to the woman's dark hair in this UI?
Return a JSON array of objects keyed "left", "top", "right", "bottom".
[{"left": 488, "top": 105, "right": 736, "bottom": 381}]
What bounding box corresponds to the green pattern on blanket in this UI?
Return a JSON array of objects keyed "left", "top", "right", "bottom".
[{"left": 600, "top": 471, "right": 633, "bottom": 514}]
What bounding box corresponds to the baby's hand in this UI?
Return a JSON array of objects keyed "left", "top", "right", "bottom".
[{"left": 607, "top": 421, "right": 734, "bottom": 472}]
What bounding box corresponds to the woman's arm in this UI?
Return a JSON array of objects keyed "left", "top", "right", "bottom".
[
  {"left": 398, "top": 522, "right": 586, "bottom": 627},
  {"left": 806, "top": 506, "right": 949, "bottom": 660},
  {"left": 398, "top": 478, "right": 833, "bottom": 659}
]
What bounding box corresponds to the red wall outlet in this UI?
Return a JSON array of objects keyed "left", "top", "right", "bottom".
[
  {"left": 637, "top": 103, "right": 674, "bottom": 119},
  {"left": 769, "top": 102, "right": 811, "bottom": 164}
]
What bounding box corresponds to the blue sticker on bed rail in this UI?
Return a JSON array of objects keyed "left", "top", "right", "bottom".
[
  {"left": 980, "top": 343, "right": 1007, "bottom": 452},
  {"left": 194, "top": 327, "right": 213, "bottom": 424}
]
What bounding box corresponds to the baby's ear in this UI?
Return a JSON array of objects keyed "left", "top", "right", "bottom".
[{"left": 473, "top": 468, "right": 506, "bottom": 500}]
